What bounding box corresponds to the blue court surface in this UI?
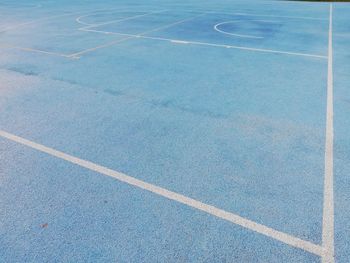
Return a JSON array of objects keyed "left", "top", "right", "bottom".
[{"left": 0, "top": 0, "right": 349, "bottom": 262}]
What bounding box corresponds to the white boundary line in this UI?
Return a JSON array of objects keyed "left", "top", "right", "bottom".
[
  {"left": 0, "top": 129, "right": 323, "bottom": 257},
  {"left": 0, "top": 7, "right": 326, "bottom": 34},
  {"left": 207, "top": 11, "right": 327, "bottom": 21},
  {"left": 0, "top": 45, "right": 72, "bottom": 58},
  {"left": 78, "top": 29, "right": 327, "bottom": 59},
  {"left": 77, "top": 10, "right": 166, "bottom": 28},
  {"left": 133, "top": 12, "right": 207, "bottom": 36},
  {"left": 0, "top": 9, "right": 164, "bottom": 59},
  {"left": 0, "top": 11, "right": 90, "bottom": 33},
  {"left": 322, "top": 4, "right": 335, "bottom": 263},
  {"left": 68, "top": 36, "right": 134, "bottom": 58},
  {"left": 0, "top": 6, "right": 158, "bottom": 33}
]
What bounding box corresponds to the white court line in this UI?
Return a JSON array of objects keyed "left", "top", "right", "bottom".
[
  {"left": 207, "top": 11, "right": 327, "bottom": 21},
  {"left": 134, "top": 12, "right": 207, "bottom": 36},
  {"left": 0, "top": 11, "right": 87, "bottom": 33},
  {"left": 68, "top": 36, "right": 135, "bottom": 58},
  {"left": 0, "top": 7, "right": 326, "bottom": 35},
  {"left": 322, "top": 4, "right": 335, "bottom": 263},
  {"left": 77, "top": 10, "right": 166, "bottom": 28},
  {"left": 0, "top": 129, "right": 323, "bottom": 257},
  {"left": 79, "top": 29, "right": 327, "bottom": 59},
  {"left": 170, "top": 40, "right": 189, "bottom": 44},
  {"left": 72, "top": 12, "right": 207, "bottom": 57},
  {"left": 0, "top": 6, "right": 156, "bottom": 33},
  {"left": 0, "top": 9, "right": 165, "bottom": 59},
  {"left": 0, "top": 45, "right": 72, "bottom": 58},
  {"left": 76, "top": 14, "right": 97, "bottom": 26},
  {"left": 1, "top": 8, "right": 328, "bottom": 59}
]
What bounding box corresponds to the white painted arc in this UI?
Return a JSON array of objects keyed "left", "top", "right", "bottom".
[{"left": 214, "top": 20, "right": 277, "bottom": 39}]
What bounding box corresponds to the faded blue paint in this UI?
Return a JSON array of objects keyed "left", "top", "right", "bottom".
[{"left": 0, "top": 0, "right": 348, "bottom": 262}]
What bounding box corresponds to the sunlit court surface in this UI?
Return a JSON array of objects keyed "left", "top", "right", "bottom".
[{"left": 1, "top": 0, "right": 350, "bottom": 262}]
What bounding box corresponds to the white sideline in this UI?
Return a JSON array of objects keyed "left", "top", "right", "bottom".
[
  {"left": 0, "top": 129, "right": 323, "bottom": 257},
  {"left": 322, "top": 4, "right": 335, "bottom": 263}
]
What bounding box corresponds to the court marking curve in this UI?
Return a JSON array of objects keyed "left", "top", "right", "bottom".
[{"left": 214, "top": 20, "right": 278, "bottom": 39}]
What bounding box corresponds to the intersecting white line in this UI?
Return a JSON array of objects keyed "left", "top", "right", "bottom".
[
  {"left": 71, "top": 12, "right": 207, "bottom": 57},
  {"left": 68, "top": 36, "right": 134, "bottom": 58},
  {"left": 0, "top": 45, "right": 72, "bottom": 58},
  {"left": 0, "top": 6, "right": 160, "bottom": 33},
  {"left": 0, "top": 12, "right": 83, "bottom": 33},
  {"left": 0, "top": 5, "right": 334, "bottom": 261},
  {"left": 0, "top": 8, "right": 116, "bottom": 33},
  {"left": 322, "top": 4, "right": 335, "bottom": 263},
  {"left": 0, "top": 129, "right": 323, "bottom": 257},
  {"left": 133, "top": 12, "right": 207, "bottom": 36},
  {"left": 77, "top": 10, "right": 166, "bottom": 28},
  {"left": 78, "top": 29, "right": 327, "bottom": 59},
  {"left": 207, "top": 11, "right": 327, "bottom": 21},
  {"left": 0, "top": 10, "right": 165, "bottom": 59},
  {"left": 1, "top": 8, "right": 328, "bottom": 60}
]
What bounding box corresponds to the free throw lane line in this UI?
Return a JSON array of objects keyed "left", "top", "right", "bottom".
[
  {"left": 0, "top": 130, "right": 323, "bottom": 257},
  {"left": 322, "top": 4, "right": 335, "bottom": 263}
]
